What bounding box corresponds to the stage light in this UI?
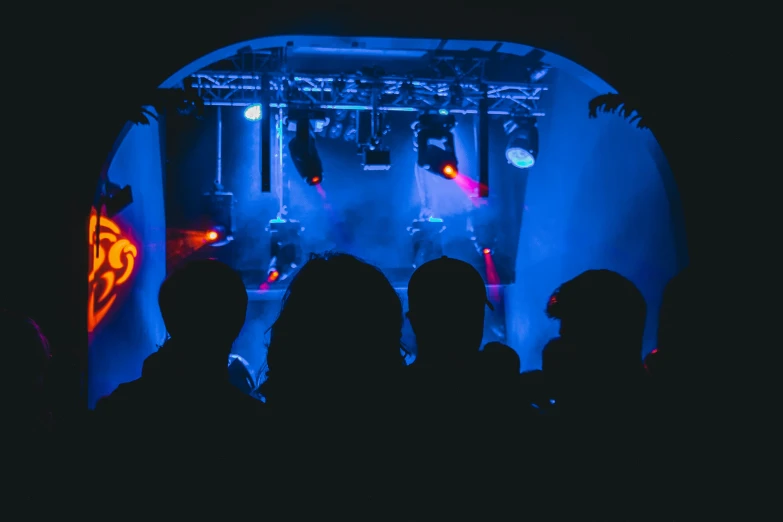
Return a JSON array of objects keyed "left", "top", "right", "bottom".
[
  {"left": 482, "top": 247, "right": 492, "bottom": 255},
  {"left": 415, "top": 112, "right": 458, "bottom": 179},
  {"left": 244, "top": 104, "right": 262, "bottom": 122},
  {"left": 442, "top": 164, "right": 457, "bottom": 179},
  {"left": 288, "top": 118, "right": 324, "bottom": 186},
  {"left": 204, "top": 225, "right": 232, "bottom": 247},
  {"left": 343, "top": 125, "right": 357, "bottom": 142},
  {"left": 438, "top": 108, "right": 449, "bottom": 116},
  {"left": 362, "top": 148, "right": 391, "bottom": 171},
  {"left": 265, "top": 217, "right": 304, "bottom": 282},
  {"left": 202, "top": 190, "right": 235, "bottom": 246},
  {"left": 328, "top": 122, "right": 343, "bottom": 139},
  {"left": 504, "top": 117, "right": 539, "bottom": 169}
]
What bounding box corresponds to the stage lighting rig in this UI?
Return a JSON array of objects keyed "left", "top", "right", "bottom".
[
  {"left": 414, "top": 111, "right": 458, "bottom": 179},
  {"left": 503, "top": 115, "right": 539, "bottom": 169},
  {"left": 265, "top": 217, "right": 304, "bottom": 283},
  {"left": 287, "top": 109, "right": 326, "bottom": 185}
]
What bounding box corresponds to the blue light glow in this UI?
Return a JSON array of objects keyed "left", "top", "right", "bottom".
[
  {"left": 506, "top": 147, "right": 536, "bottom": 169},
  {"left": 244, "top": 104, "right": 262, "bottom": 122},
  {"left": 438, "top": 109, "right": 449, "bottom": 116},
  {"left": 269, "top": 218, "right": 286, "bottom": 223},
  {"left": 427, "top": 217, "right": 443, "bottom": 223}
]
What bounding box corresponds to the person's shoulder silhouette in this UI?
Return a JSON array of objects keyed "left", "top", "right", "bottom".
[{"left": 95, "top": 259, "right": 264, "bottom": 428}]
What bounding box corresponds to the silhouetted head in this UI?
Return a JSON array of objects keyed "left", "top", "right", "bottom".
[
  {"left": 407, "top": 256, "right": 492, "bottom": 365},
  {"left": 158, "top": 259, "right": 247, "bottom": 358},
  {"left": 264, "top": 252, "right": 404, "bottom": 408},
  {"left": 0, "top": 309, "right": 51, "bottom": 401},
  {"left": 546, "top": 269, "right": 646, "bottom": 370},
  {"left": 480, "top": 342, "right": 521, "bottom": 376}
]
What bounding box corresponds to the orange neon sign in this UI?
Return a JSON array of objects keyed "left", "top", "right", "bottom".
[{"left": 87, "top": 212, "right": 138, "bottom": 332}]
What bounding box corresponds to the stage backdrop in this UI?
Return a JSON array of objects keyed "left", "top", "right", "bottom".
[
  {"left": 87, "top": 115, "right": 167, "bottom": 407},
  {"left": 506, "top": 69, "right": 687, "bottom": 371}
]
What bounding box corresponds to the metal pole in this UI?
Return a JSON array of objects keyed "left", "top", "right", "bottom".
[
  {"left": 478, "top": 97, "right": 489, "bottom": 198},
  {"left": 216, "top": 106, "right": 223, "bottom": 185},
  {"left": 261, "top": 90, "right": 271, "bottom": 193}
]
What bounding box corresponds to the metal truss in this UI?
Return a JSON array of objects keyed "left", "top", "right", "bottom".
[{"left": 188, "top": 72, "right": 547, "bottom": 117}]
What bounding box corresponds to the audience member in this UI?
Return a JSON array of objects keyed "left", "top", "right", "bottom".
[
  {"left": 92, "top": 260, "right": 265, "bottom": 503},
  {"left": 258, "top": 252, "right": 407, "bottom": 517},
  {"left": 544, "top": 269, "right": 650, "bottom": 416}
]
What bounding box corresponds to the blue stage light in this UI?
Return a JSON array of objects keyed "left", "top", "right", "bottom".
[
  {"left": 244, "top": 104, "right": 262, "bottom": 121},
  {"left": 505, "top": 147, "right": 536, "bottom": 169}
]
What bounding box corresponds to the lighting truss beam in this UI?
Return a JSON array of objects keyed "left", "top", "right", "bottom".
[{"left": 188, "top": 72, "right": 547, "bottom": 116}]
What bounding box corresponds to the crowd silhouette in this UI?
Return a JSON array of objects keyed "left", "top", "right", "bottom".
[{"left": 4, "top": 253, "right": 699, "bottom": 518}]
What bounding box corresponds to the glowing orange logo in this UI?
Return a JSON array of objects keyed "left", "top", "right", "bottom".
[{"left": 87, "top": 213, "right": 138, "bottom": 332}]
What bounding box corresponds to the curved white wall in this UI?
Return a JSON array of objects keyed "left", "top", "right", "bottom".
[
  {"left": 88, "top": 116, "right": 167, "bottom": 407},
  {"left": 506, "top": 69, "right": 685, "bottom": 371}
]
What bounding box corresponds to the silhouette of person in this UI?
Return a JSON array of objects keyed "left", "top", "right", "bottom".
[
  {"left": 258, "top": 252, "right": 406, "bottom": 517},
  {"left": 92, "top": 260, "right": 265, "bottom": 500},
  {"left": 406, "top": 256, "right": 492, "bottom": 371},
  {"left": 545, "top": 269, "right": 647, "bottom": 384},
  {"left": 402, "top": 257, "right": 507, "bottom": 517},
  {"left": 481, "top": 341, "right": 520, "bottom": 376},
  {"left": 261, "top": 252, "right": 404, "bottom": 414},
  {"left": 542, "top": 269, "right": 652, "bottom": 422}
]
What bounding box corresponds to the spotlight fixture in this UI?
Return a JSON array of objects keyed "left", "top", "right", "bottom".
[
  {"left": 414, "top": 111, "right": 458, "bottom": 179},
  {"left": 362, "top": 148, "right": 391, "bottom": 171},
  {"left": 328, "top": 122, "right": 344, "bottom": 139},
  {"left": 201, "top": 188, "right": 235, "bottom": 246},
  {"left": 288, "top": 114, "right": 324, "bottom": 186},
  {"left": 204, "top": 225, "right": 232, "bottom": 247},
  {"left": 244, "top": 104, "right": 262, "bottom": 122},
  {"left": 358, "top": 109, "right": 392, "bottom": 170},
  {"left": 265, "top": 217, "right": 304, "bottom": 282},
  {"left": 504, "top": 117, "right": 539, "bottom": 169}
]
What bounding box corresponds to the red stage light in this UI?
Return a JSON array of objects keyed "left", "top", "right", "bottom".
[
  {"left": 309, "top": 175, "right": 321, "bottom": 185},
  {"left": 482, "top": 247, "right": 491, "bottom": 255},
  {"left": 205, "top": 230, "right": 219, "bottom": 241},
  {"left": 442, "top": 165, "right": 457, "bottom": 179},
  {"left": 267, "top": 270, "right": 280, "bottom": 282}
]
